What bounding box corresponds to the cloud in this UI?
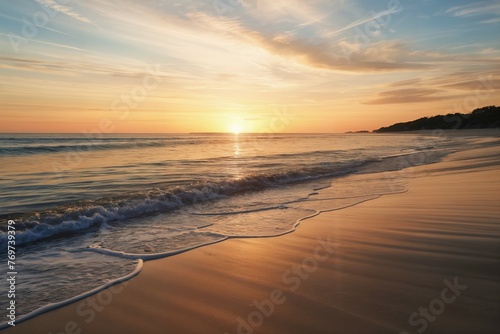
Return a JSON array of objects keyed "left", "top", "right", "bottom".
[
  {"left": 365, "top": 69, "right": 500, "bottom": 105},
  {"left": 431, "top": 71, "right": 500, "bottom": 91},
  {"left": 285, "top": 39, "right": 430, "bottom": 72},
  {"left": 243, "top": 0, "right": 329, "bottom": 27},
  {"left": 326, "top": 7, "right": 403, "bottom": 37},
  {"left": 0, "top": 56, "right": 156, "bottom": 79},
  {"left": 363, "top": 88, "right": 452, "bottom": 104},
  {"left": 187, "top": 12, "right": 432, "bottom": 72},
  {"left": 480, "top": 17, "right": 500, "bottom": 24},
  {"left": 184, "top": 9, "right": 498, "bottom": 74},
  {"left": 445, "top": 1, "right": 500, "bottom": 17},
  {"left": 35, "top": 0, "right": 94, "bottom": 24},
  {"left": 441, "top": 79, "right": 498, "bottom": 91},
  {"left": 389, "top": 78, "right": 422, "bottom": 87}
]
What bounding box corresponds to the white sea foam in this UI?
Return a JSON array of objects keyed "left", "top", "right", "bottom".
[{"left": 0, "top": 259, "right": 144, "bottom": 330}]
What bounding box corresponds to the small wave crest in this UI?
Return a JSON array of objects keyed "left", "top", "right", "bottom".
[
  {"left": 0, "top": 140, "right": 168, "bottom": 156},
  {"left": 0, "top": 163, "right": 360, "bottom": 247}
]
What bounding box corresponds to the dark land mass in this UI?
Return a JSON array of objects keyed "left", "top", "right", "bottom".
[{"left": 374, "top": 105, "right": 500, "bottom": 133}]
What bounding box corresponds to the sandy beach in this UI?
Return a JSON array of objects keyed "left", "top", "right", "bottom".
[{"left": 5, "top": 135, "right": 500, "bottom": 334}]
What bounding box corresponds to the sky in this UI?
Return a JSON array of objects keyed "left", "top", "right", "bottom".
[{"left": 0, "top": 0, "right": 499, "bottom": 133}]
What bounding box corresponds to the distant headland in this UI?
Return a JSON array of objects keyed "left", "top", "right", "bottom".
[{"left": 373, "top": 105, "right": 499, "bottom": 133}]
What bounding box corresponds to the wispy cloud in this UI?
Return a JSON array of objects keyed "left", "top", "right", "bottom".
[
  {"left": 35, "top": 0, "right": 94, "bottom": 24},
  {"left": 363, "top": 88, "right": 452, "bottom": 105},
  {"left": 327, "top": 7, "right": 403, "bottom": 37},
  {"left": 364, "top": 69, "right": 500, "bottom": 105},
  {"left": 186, "top": 12, "right": 431, "bottom": 72},
  {"left": 480, "top": 17, "right": 500, "bottom": 24},
  {"left": 0, "top": 55, "right": 167, "bottom": 81},
  {"left": 445, "top": 1, "right": 500, "bottom": 17}
]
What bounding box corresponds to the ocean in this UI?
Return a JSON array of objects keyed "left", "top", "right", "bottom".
[{"left": 0, "top": 132, "right": 464, "bottom": 325}]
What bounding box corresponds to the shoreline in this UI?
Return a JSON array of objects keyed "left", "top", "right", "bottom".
[
  {"left": 374, "top": 128, "right": 500, "bottom": 136},
  {"left": 346, "top": 128, "right": 500, "bottom": 136},
  {"left": 4, "top": 134, "right": 500, "bottom": 334}
]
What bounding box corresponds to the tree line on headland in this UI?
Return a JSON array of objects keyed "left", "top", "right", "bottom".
[{"left": 373, "top": 105, "right": 500, "bottom": 133}]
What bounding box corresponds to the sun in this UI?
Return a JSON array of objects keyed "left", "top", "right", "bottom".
[{"left": 229, "top": 123, "right": 243, "bottom": 134}]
